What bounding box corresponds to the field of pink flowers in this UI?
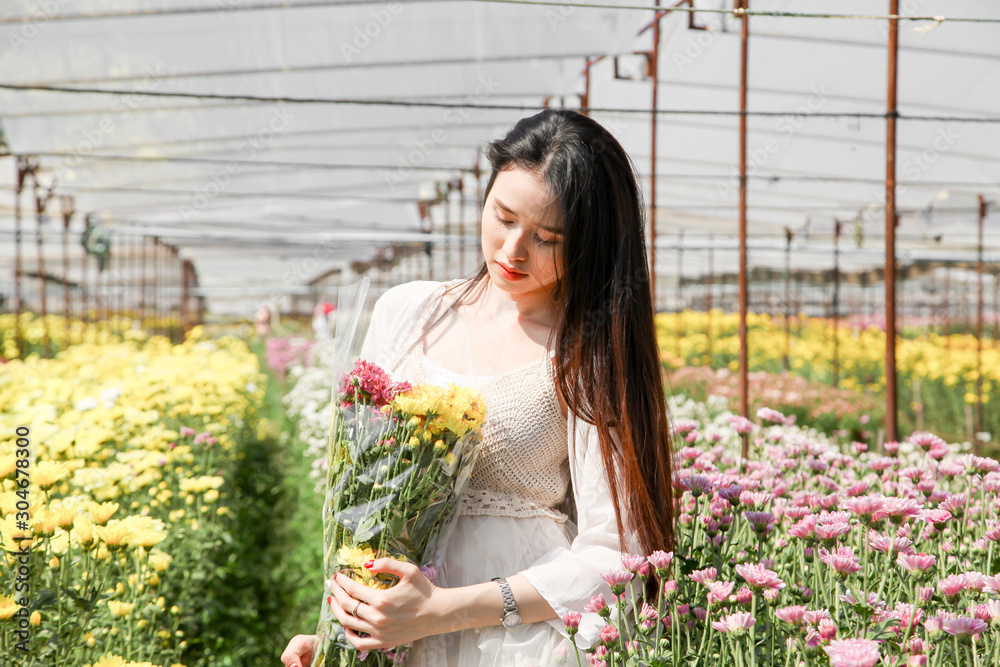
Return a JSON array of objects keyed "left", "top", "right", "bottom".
[{"left": 561, "top": 398, "right": 999, "bottom": 667}]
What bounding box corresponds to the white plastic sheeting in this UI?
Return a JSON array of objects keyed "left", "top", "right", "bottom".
[{"left": 0, "top": 0, "right": 998, "bottom": 315}]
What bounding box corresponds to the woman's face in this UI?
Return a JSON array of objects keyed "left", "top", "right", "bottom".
[{"left": 481, "top": 166, "right": 564, "bottom": 301}]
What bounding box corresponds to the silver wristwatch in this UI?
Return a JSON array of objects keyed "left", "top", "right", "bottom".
[{"left": 491, "top": 577, "right": 521, "bottom": 628}]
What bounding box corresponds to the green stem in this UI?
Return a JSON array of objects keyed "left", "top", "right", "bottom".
[
  {"left": 653, "top": 578, "right": 665, "bottom": 657},
  {"left": 570, "top": 634, "right": 584, "bottom": 667}
]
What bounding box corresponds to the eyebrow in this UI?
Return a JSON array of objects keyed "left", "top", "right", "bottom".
[{"left": 494, "top": 197, "right": 564, "bottom": 234}]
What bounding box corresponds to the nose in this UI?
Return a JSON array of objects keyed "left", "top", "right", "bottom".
[
  {"left": 503, "top": 227, "right": 529, "bottom": 262},
  {"left": 503, "top": 228, "right": 528, "bottom": 261}
]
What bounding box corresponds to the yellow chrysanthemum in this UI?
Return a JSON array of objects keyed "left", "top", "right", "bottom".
[
  {"left": 88, "top": 654, "right": 127, "bottom": 667},
  {"left": 33, "top": 460, "right": 71, "bottom": 489},
  {"left": 32, "top": 510, "right": 59, "bottom": 536},
  {"left": 88, "top": 501, "right": 120, "bottom": 525},
  {"left": 0, "top": 595, "right": 18, "bottom": 620},
  {"left": 337, "top": 544, "right": 378, "bottom": 570},
  {"left": 0, "top": 455, "right": 16, "bottom": 480},
  {"left": 94, "top": 520, "right": 132, "bottom": 550},
  {"left": 178, "top": 475, "right": 225, "bottom": 494}
]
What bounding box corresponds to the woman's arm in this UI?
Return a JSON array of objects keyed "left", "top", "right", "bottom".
[{"left": 326, "top": 559, "right": 557, "bottom": 651}]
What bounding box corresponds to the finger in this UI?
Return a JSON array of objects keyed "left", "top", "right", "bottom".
[
  {"left": 280, "top": 634, "right": 315, "bottom": 667},
  {"left": 328, "top": 580, "right": 376, "bottom": 636},
  {"left": 333, "top": 570, "right": 377, "bottom": 603},
  {"left": 366, "top": 556, "right": 420, "bottom": 579},
  {"left": 342, "top": 625, "right": 388, "bottom": 652}
]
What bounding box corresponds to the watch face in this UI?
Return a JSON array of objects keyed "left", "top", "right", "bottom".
[{"left": 502, "top": 611, "right": 521, "bottom": 628}]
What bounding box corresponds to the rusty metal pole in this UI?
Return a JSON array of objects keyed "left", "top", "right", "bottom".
[
  {"left": 32, "top": 171, "right": 55, "bottom": 358},
  {"left": 784, "top": 227, "right": 792, "bottom": 372},
  {"left": 884, "top": 0, "right": 900, "bottom": 444},
  {"left": 581, "top": 57, "right": 592, "bottom": 117},
  {"left": 833, "top": 219, "right": 841, "bottom": 386},
  {"left": 457, "top": 174, "right": 466, "bottom": 276},
  {"left": 152, "top": 237, "right": 159, "bottom": 336},
  {"left": 676, "top": 229, "right": 683, "bottom": 358},
  {"left": 976, "top": 195, "right": 987, "bottom": 453},
  {"left": 181, "top": 258, "right": 191, "bottom": 338},
  {"left": 60, "top": 196, "right": 74, "bottom": 347},
  {"left": 945, "top": 266, "right": 952, "bottom": 356},
  {"left": 649, "top": 0, "right": 661, "bottom": 311},
  {"left": 707, "top": 234, "right": 714, "bottom": 366},
  {"left": 738, "top": 0, "right": 751, "bottom": 457},
  {"left": 13, "top": 157, "right": 30, "bottom": 358},
  {"left": 994, "top": 267, "right": 999, "bottom": 350},
  {"left": 140, "top": 235, "right": 147, "bottom": 330}
]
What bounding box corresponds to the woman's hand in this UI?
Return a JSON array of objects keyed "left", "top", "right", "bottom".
[
  {"left": 327, "top": 557, "right": 449, "bottom": 651},
  {"left": 280, "top": 634, "right": 317, "bottom": 667}
]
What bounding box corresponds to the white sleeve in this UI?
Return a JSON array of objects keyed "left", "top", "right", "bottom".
[
  {"left": 357, "top": 280, "right": 443, "bottom": 371},
  {"left": 518, "top": 413, "right": 640, "bottom": 648}
]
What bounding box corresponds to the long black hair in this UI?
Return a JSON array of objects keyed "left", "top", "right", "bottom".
[{"left": 441, "top": 109, "right": 676, "bottom": 555}]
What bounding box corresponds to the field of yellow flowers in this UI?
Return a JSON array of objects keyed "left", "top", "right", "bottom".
[
  {"left": 656, "top": 311, "right": 999, "bottom": 447},
  {"left": 1, "top": 319, "right": 267, "bottom": 667}
]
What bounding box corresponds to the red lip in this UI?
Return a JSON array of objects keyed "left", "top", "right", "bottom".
[{"left": 496, "top": 261, "right": 527, "bottom": 281}]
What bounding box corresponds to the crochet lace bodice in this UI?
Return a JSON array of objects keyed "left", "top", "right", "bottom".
[{"left": 389, "top": 286, "right": 571, "bottom": 523}]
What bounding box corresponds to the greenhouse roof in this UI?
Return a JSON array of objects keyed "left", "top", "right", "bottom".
[{"left": 1, "top": 0, "right": 998, "bottom": 315}]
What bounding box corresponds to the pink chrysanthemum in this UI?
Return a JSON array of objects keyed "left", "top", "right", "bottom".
[
  {"left": 711, "top": 611, "right": 756, "bottom": 635},
  {"left": 789, "top": 515, "right": 819, "bottom": 540},
  {"left": 843, "top": 495, "right": 886, "bottom": 519},
  {"left": 823, "top": 638, "right": 880, "bottom": 667},
  {"left": 563, "top": 612, "right": 582, "bottom": 633},
  {"left": 706, "top": 580, "right": 735, "bottom": 606},
  {"left": 689, "top": 566, "right": 718, "bottom": 584},
  {"left": 756, "top": 407, "right": 787, "bottom": 424},
  {"left": 820, "top": 549, "right": 862, "bottom": 576},
  {"left": 735, "top": 562, "right": 786, "bottom": 591},
  {"left": 867, "top": 531, "right": 914, "bottom": 555},
  {"left": 601, "top": 570, "right": 633, "bottom": 596},
  {"left": 938, "top": 574, "right": 967, "bottom": 599},
  {"left": 872, "top": 497, "right": 923, "bottom": 524},
  {"left": 584, "top": 593, "right": 609, "bottom": 615},
  {"left": 340, "top": 359, "right": 411, "bottom": 408},
  {"left": 672, "top": 419, "right": 699, "bottom": 435},
  {"left": 647, "top": 550, "right": 673, "bottom": 574},
  {"left": 774, "top": 605, "right": 807, "bottom": 625},
  {"left": 942, "top": 617, "right": 988, "bottom": 638},
  {"left": 621, "top": 554, "right": 646, "bottom": 573},
  {"left": 729, "top": 415, "right": 754, "bottom": 434},
  {"left": 682, "top": 475, "right": 713, "bottom": 497},
  {"left": 908, "top": 431, "right": 947, "bottom": 452},
  {"left": 896, "top": 553, "right": 936, "bottom": 573},
  {"left": 815, "top": 521, "right": 852, "bottom": 543}
]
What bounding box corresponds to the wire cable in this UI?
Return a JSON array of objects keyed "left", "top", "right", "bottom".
[
  {"left": 3, "top": 83, "right": 1000, "bottom": 123},
  {"left": 3, "top": 0, "right": 999, "bottom": 24}
]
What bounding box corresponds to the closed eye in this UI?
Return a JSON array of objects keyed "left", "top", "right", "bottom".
[{"left": 494, "top": 209, "right": 514, "bottom": 225}]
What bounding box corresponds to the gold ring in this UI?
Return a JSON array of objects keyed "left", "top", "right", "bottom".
[{"left": 353, "top": 601, "right": 362, "bottom": 616}]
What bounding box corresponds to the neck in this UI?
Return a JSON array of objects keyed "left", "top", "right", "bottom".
[{"left": 474, "top": 276, "right": 559, "bottom": 327}]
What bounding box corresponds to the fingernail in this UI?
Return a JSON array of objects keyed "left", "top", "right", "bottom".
[
  {"left": 327, "top": 596, "right": 333, "bottom": 607},
  {"left": 363, "top": 560, "right": 374, "bottom": 568}
]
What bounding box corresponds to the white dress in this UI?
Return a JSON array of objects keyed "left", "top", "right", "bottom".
[{"left": 357, "top": 280, "right": 637, "bottom": 667}]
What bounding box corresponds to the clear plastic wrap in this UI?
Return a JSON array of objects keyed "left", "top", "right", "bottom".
[{"left": 313, "top": 279, "right": 486, "bottom": 667}]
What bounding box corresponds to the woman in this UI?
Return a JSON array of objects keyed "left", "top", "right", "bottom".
[{"left": 281, "top": 109, "right": 675, "bottom": 667}]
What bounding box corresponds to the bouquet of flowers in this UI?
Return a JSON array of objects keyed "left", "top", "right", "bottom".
[{"left": 312, "top": 282, "right": 486, "bottom": 666}]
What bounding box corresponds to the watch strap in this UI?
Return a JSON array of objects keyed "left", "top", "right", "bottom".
[{"left": 491, "top": 576, "right": 518, "bottom": 614}]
